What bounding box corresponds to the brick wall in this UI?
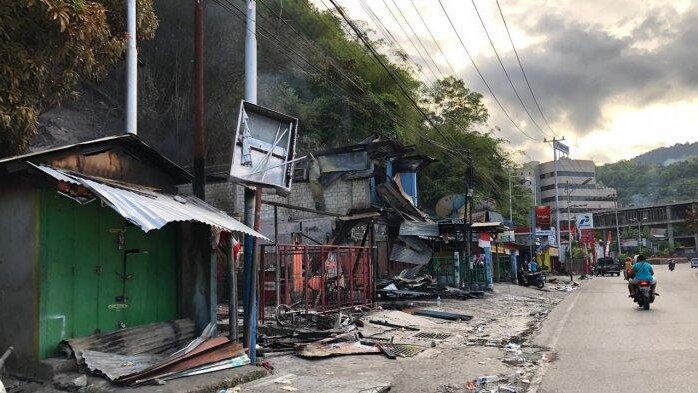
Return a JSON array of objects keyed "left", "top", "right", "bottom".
[{"left": 183, "top": 178, "right": 372, "bottom": 241}]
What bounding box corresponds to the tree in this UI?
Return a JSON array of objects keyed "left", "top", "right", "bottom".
[
  {"left": 0, "top": 0, "right": 157, "bottom": 157},
  {"left": 416, "top": 77, "right": 532, "bottom": 223}
]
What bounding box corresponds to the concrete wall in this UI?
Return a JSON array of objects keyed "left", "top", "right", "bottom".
[
  {"left": 200, "top": 179, "right": 372, "bottom": 243},
  {"left": 0, "top": 184, "right": 40, "bottom": 374}
]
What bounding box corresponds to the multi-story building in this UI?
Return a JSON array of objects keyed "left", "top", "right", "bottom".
[
  {"left": 516, "top": 159, "right": 617, "bottom": 244},
  {"left": 515, "top": 161, "right": 539, "bottom": 202},
  {"left": 534, "top": 158, "right": 617, "bottom": 222}
]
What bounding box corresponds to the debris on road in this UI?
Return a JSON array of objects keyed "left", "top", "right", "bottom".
[{"left": 413, "top": 309, "right": 474, "bottom": 321}]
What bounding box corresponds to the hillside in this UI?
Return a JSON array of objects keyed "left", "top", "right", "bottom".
[
  {"left": 597, "top": 156, "right": 698, "bottom": 206},
  {"left": 631, "top": 142, "right": 698, "bottom": 166},
  {"left": 5, "top": 0, "right": 532, "bottom": 224}
]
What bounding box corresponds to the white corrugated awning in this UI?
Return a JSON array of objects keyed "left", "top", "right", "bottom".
[{"left": 32, "top": 164, "right": 268, "bottom": 239}]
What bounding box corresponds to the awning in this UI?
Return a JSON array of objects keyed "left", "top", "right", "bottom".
[{"left": 32, "top": 164, "right": 268, "bottom": 239}]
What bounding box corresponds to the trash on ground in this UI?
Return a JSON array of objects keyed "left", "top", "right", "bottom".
[{"left": 413, "top": 309, "right": 474, "bottom": 321}]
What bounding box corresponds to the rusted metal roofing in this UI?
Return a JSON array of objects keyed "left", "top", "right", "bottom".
[
  {"left": 0, "top": 134, "right": 191, "bottom": 182},
  {"left": 61, "top": 319, "right": 195, "bottom": 362},
  {"left": 82, "top": 351, "right": 163, "bottom": 381},
  {"left": 33, "top": 165, "right": 268, "bottom": 239},
  {"left": 399, "top": 221, "right": 439, "bottom": 237}
]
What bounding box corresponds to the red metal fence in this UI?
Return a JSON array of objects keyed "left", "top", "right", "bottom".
[{"left": 260, "top": 244, "right": 373, "bottom": 318}]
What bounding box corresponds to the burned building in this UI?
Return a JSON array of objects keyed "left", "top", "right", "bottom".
[{"left": 0, "top": 134, "right": 265, "bottom": 376}]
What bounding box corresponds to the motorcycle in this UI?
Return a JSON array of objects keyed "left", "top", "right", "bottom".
[
  {"left": 668, "top": 260, "right": 676, "bottom": 271},
  {"left": 521, "top": 271, "right": 546, "bottom": 289},
  {"left": 633, "top": 280, "right": 655, "bottom": 310}
]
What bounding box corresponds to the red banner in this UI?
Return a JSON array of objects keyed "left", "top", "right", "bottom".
[
  {"left": 580, "top": 229, "right": 595, "bottom": 247},
  {"left": 535, "top": 205, "right": 551, "bottom": 229}
]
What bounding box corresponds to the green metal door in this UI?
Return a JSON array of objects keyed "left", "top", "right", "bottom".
[{"left": 39, "top": 190, "right": 178, "bottom": 358}]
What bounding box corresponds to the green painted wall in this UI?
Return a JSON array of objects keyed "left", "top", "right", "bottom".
[{"left": 39, "top": 190, "right": 178, "bottom": 358}]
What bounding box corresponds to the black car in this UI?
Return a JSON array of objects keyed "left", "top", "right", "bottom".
[{"left": 595, "top": 257, "right": 621, "bottom": 276}]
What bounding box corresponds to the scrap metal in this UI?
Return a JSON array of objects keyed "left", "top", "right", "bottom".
[{"left": 413, "top": 332, "right": 452, "bottom": 340}]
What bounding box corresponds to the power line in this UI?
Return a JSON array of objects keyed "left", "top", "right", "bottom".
[
  {"left": 495, "top": 0, "right": 557, "bottom": 137},
  {"left": 469, "top": 0, "right": 549, "bottom": 139},
  {"left": 327, "top": 0, "right": 450, "bottom": 142},
  {"left": 213, "top": 0, "right": 417, "bottom": 136},
  {"left": 437, "top": 0, "right": 538, "bottom": 141},
  {"left": 408, "top": 0, "right": 459, "bottom": 77},
  {"left": 378, "top": 0, "right": 442, "bottom": 83},
  {"left": 325, "top": 0, "right": 516, "bottom": 191},
  {"left": 389, "top": 0, "right": 448, "bottom": 79},
  {"left": 357, "top": 0, "right": 436, "bottom": 90}
]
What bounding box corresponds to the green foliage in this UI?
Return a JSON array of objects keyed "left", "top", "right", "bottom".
[
  {"left": 1, "top": 0, "right": 535, "bottom": 223},
  {"left": 597, "top": 157, "right": 698, "bottom": 205},
  {"left": 0, "top": 0, "right": 157, "bottom": 156}
]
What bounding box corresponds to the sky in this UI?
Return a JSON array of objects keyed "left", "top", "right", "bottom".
[{"left": 313, "top": 0, "right": 698, "bottom": 165}]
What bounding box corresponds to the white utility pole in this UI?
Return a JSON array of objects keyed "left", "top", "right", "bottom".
[
  {"left": 508, "top": 170, "right": 513, "bottom": 223},
  {"left": 245, "top": 0, "right": 257, "bottom": 104},
  {"left": 544, "top": 137, "right": 565, "bottom": 261},
  {"left": 126, "top": 0, "right": 137, "bottom": 134}
]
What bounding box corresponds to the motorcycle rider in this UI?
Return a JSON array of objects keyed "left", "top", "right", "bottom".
[
  {"left": 528, "top": 258, "right": 539, "bottom": 273},
  {"left": 623, "top": 256, "right": 633, "bottom": 280},
  {"left": 628, "top": 255, "right": 656, "bottom": 297}
]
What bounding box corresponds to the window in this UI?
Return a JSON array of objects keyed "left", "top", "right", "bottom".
[
  {"left": 539, "top": 171, "right": 595, "bottom": 179},
  {"left": 540, "top": 183, "right": 597, "bottom": 191}
]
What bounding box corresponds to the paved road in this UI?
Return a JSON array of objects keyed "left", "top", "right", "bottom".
[{"left": 532, "top": 265, "right": 698, "bottom": 392}]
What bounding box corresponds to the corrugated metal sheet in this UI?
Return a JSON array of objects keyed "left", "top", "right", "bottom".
[
  {"left": 399, "top": 221, "right": 439, "bottom": 237},
  {"left": 33, "top": 165, "right": 268, "bottom": 239},
  {"left": 61, "top": 319, "right": 195, "bottom": 363},
  {"left": 82, "top": 351, "right": 163, "bottom": 381},
  {"left": 389, "top": 244, "right": 432, "bottom": 265},
  {"left": 376, "top": 182, "right": 426, "bottom": 221}
]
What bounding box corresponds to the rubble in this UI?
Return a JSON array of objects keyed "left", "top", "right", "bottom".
[{"left": 52, "top": 373, "right": 87, "bottom": 391}]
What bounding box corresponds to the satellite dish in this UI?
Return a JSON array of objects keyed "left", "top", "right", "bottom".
[{"left": 435, "top": 194, "right": 466, "bottom": 218}]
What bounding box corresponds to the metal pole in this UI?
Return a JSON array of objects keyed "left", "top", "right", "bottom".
[
  {"left": 210, "top": 241, "right": 217, "bottom": 326},
  {"left": 553, "top": 142, "right": 561, "bottom": 261},
  {"left": 638, "top": 221, "right": 642, "bottom": 254},
  {"left": 245, "top": 0, "right": 257, "bottom": 104},
  {"left": 566, "top": 183, "right": 573, "bottom": 281},
  {"left": 508, "top": 170, "right": 513, "bottom": 223},
  {"left": 228, "top": 237, "right": 238, "bottom": 341},
  {"left": 251, "top": 188, "right": 262, "bottom": 363},
  {"left": 464, "top": 154, "right": 473, "bottom": 287},
  {"left": 614, "top": 199, "right": 621, "bottom": 256},
  {"left": 274, "top": 206, "right": 280, "bottom": 310},
  {"left": 193, "top": 0, "right": 205, "bottom": 199},
  {"left": 125, "top": 0, "right": 137, "bottom": 134},
  {"left": 242, "top": 188, "right": 254, "bottom": 351},
  {"left": 243, "top": 0, "right": 258, "bottom": 363},
  {"left": 530, "top": 207, "right": 535, "bottom": 263}
]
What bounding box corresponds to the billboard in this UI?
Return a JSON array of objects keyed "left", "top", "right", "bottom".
[
  {"left": 230, "top": 101, "right": 299, "bottom": 192},
  {"left": 575, "top": 212, "right": 594, "bottom": 229},
  {"left": 554, "top": 140, "right": 570, "bottom": 155},
  {"left": 535, "top": 205, "right": 551, "bottom": 229}
]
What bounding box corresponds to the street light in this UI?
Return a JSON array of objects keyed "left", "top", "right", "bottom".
[{"left": 630, "top": 217, "right": 648, "bottom": 254}]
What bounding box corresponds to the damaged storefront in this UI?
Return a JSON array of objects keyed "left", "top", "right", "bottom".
[{"left": 0, "top": 135, "right": 266, "bottom": 379}]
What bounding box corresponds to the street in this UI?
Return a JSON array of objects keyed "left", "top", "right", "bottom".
[{"left": 533, "top": 265, "right": 698, "bottom": 393}]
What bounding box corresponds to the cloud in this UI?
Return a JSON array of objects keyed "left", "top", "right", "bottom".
[{"left": 469, "top": 3, "right": 698, "bottom": 138}]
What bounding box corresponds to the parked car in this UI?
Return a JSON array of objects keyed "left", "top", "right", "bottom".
[
  {"left": 595, "top": 257, "right": 621, "bottom": 276},
  {"left": 690, "top": 258, "right": 698, "bottom": 268}
]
